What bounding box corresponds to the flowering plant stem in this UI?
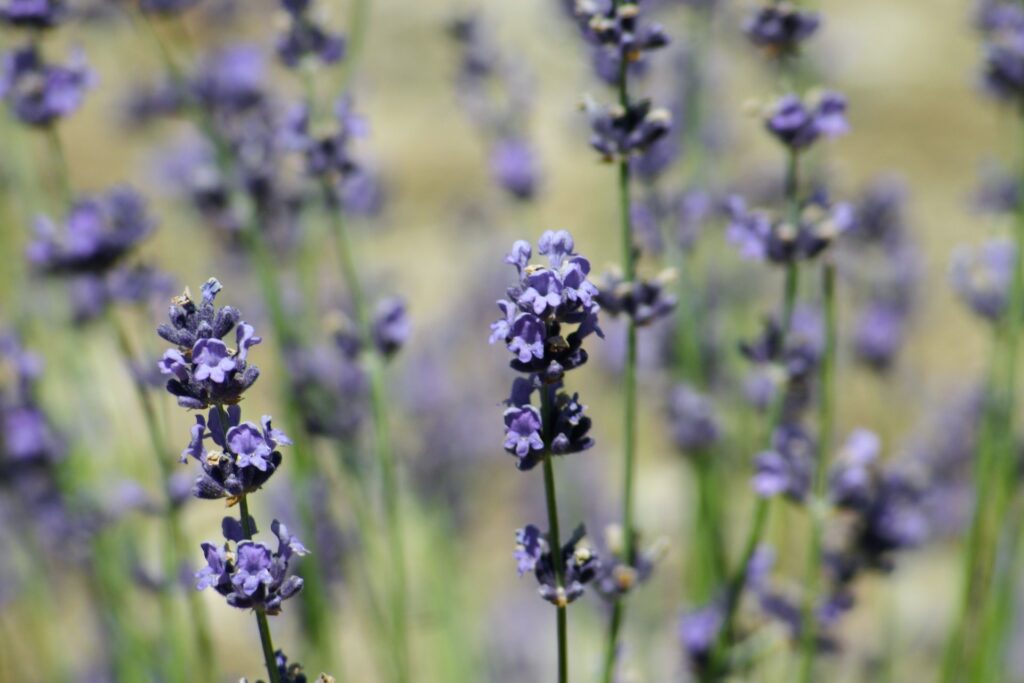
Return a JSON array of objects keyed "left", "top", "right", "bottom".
[
  {"left": 323, "top": 183, "right": 410, "bottom": 683},
  {"left": 798, "top": 261, "right": 836, "bottom": 682},
  {"left": 539, "top": 383, "right": 569, "bottom": 683},
  {"left": 238, "top": 494, "right": 283, "bottom": 683},
  {"left": 602, "top": 6, "right": 639, "bottom": 678},
  {"left": 706, "top": 149, "right": 803, "bottom": 680}
]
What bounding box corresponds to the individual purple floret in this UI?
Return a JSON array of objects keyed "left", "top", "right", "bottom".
[
  {"left": 490, "top": 138, "right": 540, "bottom": 201},
  {"left": 724, "top": 192, "right": 853, "bottom": 264},
  {"left": 667, "top": 383, "right": 720, "bottom": 453},
  {"left": 27, "top": 186, "right": 155, "bottom": 275},
  {"left": 764, "top": 91, "right": 849, "bottom": 150},
  {"left": 157, "top": 278, "right": 262, "bottom": 408},
  {"left": 372, "top": 297, "right": 410, "bottom": 358},
  {"left": 595, "top": 267, "right": 678, "bottom": 326},
  {"left": 0, "top": 0, "right": 63, "bottom": 28},
  {"left": 743, "top": 2, "right": 820, "bottom": 57},
  {"left": 181, "top": 404, "right": 290, "bottom": 500},
  {"left": 513, "top": 523, "right": 600, "bottom": 606},
  {"left": 0, "top": 44, "right": 92, "bottom": 127},
  {"left": 853, "top": 301, "right": 906, "bottom": 371},
  {"left": 950, "top": 238, "right": 1016, "bottom": 321},
  {"left": 196, "top": 517, "right": 307, "bottom": 614},
  {"left": 276, "top": 0, "right": 346, "bottom": 68},
  {"left": 585, "top": 97, "right": 672, "bottom": 162},
  {"left": 752, "top": 425, "right": 814, "bottom": 502}
]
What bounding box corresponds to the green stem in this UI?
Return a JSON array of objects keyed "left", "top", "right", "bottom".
[
  {"left": 323, "top": 183, "right": 409, "bottom": 683},
  {"left": 339, "top": 0, "right": 373, "bottom": 92},
  {"left": 798, "top": 261, "right": 836, "bottom": 682},
  {"left": 541, "top": 384, "right": 568, "bottom": 683},
  {"left": 603, "top": 6, "right": 639, "bottom": 675},
  {"left": 239, "top": 496, "right": 283, "bottom": 683},
  {"left": 45, "top": 126, "right": 73, "bottom": 206}
]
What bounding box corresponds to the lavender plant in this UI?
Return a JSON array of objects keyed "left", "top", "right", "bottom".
[{"left": 491, "top": 230, "right": 603, "bottom": 683}]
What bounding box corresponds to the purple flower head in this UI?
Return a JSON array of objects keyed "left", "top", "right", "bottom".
[
  {"left": 184, "top": 408, "right": 288, "bottom": 499},
  {"left": 515, "top": 523, "right": 599, "bottom": 606},
  {"left": 0, "top": 0, "right": 63, "bottom": 28},
  {"left": 595, "top": 267, "right": 677, "bottom": 326},
  {"left": 550, "top": 391, "right": 594, "bottom": 455},
  {"left": 667, "top": 383, "right": 720, "bottom": 453},
  {"left": 491, "top": 138, "right": 540, "bottom": 201},
  {"left": 503, "top": 405, "right": 544, "bottom": 463},
  {"left": 196, "top": 518, "right": 307, "bottom": 614},
  {"left": 853, "top": 302, "right": 906, "bottom": 371},
  {"left": 744, "top": 3, "right": 820, "bottom": 57},
  {"left": 725, "top": 192, "right": 852, "bottom": 265},
  {"left": 573, "top": 0, "right": 670, "bottom": 68},
  {"left": 372, "top": 298, "right": 410, "bottom": 358},
  {"left": 28, "top": 187, "right": 154, "bottom": 276},
  {"left": 765, "top": 91, "right": 849, "bottom": 150},
  {"left": 282, "top": 97, "right": 367, "bottom": 178},
  {"left": 191, "top": 45, "right": 266, "bottom": 113},
  {"left": 950, "top": 238, "right": 1015, "bottom": 321},
  {"left": 585, "top": 97, "right": 673, "bottom": 162},
  {"left": 752, "top": 425, "right": 814, "bottom": 502},
  {"left": 276, "top": 0, "right": 346, "bottom": 68},
  {"left": 514, "top": 524, "right": 544, "bottom": 576},
  {"left": 0, "top": 43, "right": 91, "bottom": 126},
  {"left": 157, "top": 280, "right": 261, "bottom": 408}
]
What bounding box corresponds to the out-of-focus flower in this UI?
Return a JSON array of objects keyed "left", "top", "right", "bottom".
[
  {"left": 372, "top": 297, "right": 410, "bottom": 358},
  {"left": 752, "top": 425, "right": 814, "bottom": 502},
  {"left": 667, "top": 383, "right": 720, "bottom": 453},
  {"left": 743, "top": 2, "right": 819, "bottom": 57},
  {"left": 724, "top": 192, "right": 853, "bottom": 264},
  {"left": 585, "top": 97, "right": 673, "bottom": 161},
  {"left": 595, "top": 266, "right": 678, "bottom": 326},
  {"left": 276, "top": 0, "right": 346, "bottom": 68},
  {"left": 490, "top": 138, "right": 540, "bottom": 201},
  {"left": 950, "top": 238, "right": 1016, "bottom": 321},
  {"left": 0, "top": 0, "right": 64, "bottom": 28},
  {"left": 764, "top": 91, "right": 849, "bottom": 150},
  {"left": 0, "top": 43, "right": 92, "bottom": 126}
]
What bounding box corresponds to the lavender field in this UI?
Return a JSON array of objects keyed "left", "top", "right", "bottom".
[{"left": 0, "top": 0, "right": 1017, "bottom": 681}]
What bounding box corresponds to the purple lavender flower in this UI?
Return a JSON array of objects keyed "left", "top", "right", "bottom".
[
  {"left": 752, "top": 425, "right": 814, "bottom": 502},
  {"left": 594, "top": 525, "right": 665, "bottom": 598},
  {"left": 983, "top": 18, "right": 1024, "bottom": 102},
  {"left": 585, "top": 97, "right": 673, "bottom": 161},
  {"left": 285, "top": 340, "right": 368, "bottom": 440},
  {"left": 680, "top": 605, "right": 723, "bottom": 674},
  {"left": 595, "top": 267, "right": 677, "bottom": 326},
  {"left": 667, "top": 383, "right": 720, "bottom": 453},
  {"left": 372, "top": 298, "right": 410, "bottom": 358},
  {"left": 0, "top": 0, "right": 63, "bottom": 28},
  {"left": 764, "top": 92, "right": 849, "bottom": 150},
  {"left": 276, "top": 0, "right": 346, "bottom": 68},
  {"left": 503, "top": 405, "right": 545, "bottom": 463},
  {"left": 157, "top": 279, "right": 262, "bottom": 408},
  {"left": 744, "top": 2, "right": 820, "bottom": 57},
  {"left": 572, "top": 0, "right": 670, "bottom": 66},
  {"left": 724, "top": 192, "right": 853, "bottom": 264},
  {"left": 195, "top": 517, "right": 307, "bottom": 614},
  {"left": 191, "top": 45, "right": 266, "bottom": 114},
  {"left": 490, "top": 138, "right": 540, "bottom": 201},
  {"left": 514, "top": 524, "right": 601, "bottom": 606},
  {"left": 281, "top": 97, "right": 367, "bottom": 178},
  {"left": 0, "top": 44, "right": 91, "bottom": 126},
  {"left": 27, "top": 187, "right": 155, "bottom": 275},
  {"left": 950, "top": 238, "right": 1016, "bottom": 321},
  {"left": 853, "top": 302, "right": 906, "bottom": 371}
]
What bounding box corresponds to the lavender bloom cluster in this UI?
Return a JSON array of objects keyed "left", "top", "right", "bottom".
[
  {"left": 0, "top": 0, "right": 64, "bottom": 28},
  {"left": 584, "top": 96, "right": 672, "bottom": 162},
  {"left": 27, "top": 186, "right": 173, "bottom": 323},
  {"left": 276, "top": 0, "right": 346, "bottom": 69},
  {"left": 514, "top": 524, "right": 600, "bottom": 606},
  {"left": 571, "top": 0, "right": 669, "bottom": 83},
  {"left": 0, "top": 43, "right": 92, "bottom": 127},
  {"left": 744, "top": 2, "right": 820, "bottom": 58},
  {"left": 595, "top": 266, "right": 678, "bottom": 326},
  {"left": 764, "top": 91, "right": 849, "bottom": 150},
  {"left": 157, "top": 279, "right": 262, "bottom": 409},
  {"left": 725, "top": 192, "right": 853, "bottom": 265},
  {"left": 196, "top": 516, "right": 307, "bottom": 613}
]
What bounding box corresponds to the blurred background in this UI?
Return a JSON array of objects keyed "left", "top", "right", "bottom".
[{"left": 0, "top": 0, "right": 1016, "bottom": 681}]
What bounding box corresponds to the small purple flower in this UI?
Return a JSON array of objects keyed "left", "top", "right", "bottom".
[
  {"left": 585, "top": 97, "right": 673, "bottom": 161},
  {"left": 503, "top": 405, "right": 544, "bottom": 460},
  {"left": 505, "top": 240, "right": 532, "bottom": 273},
  {"left": 765, "top": 92, "right": 849, "bottom": 150},
  {"left": 0, "top": 44, "right": 92, "bottom": 126},
  {"left": 506, "top": 314, "right": 546, "bottom": 363},
  {"left": 514, "top": 524, "right": 544, "bottom": 576},
  {"left": 0, "top": 0, "right": 64, "bottom": 28},
  {"left": 518, "top": 269, "right": 563, "bottom": 316},
  {"left": 195, "top": 542, "right": 229, "bottom": 591},
  {"left": 232, "top": 542, "right": 275, "bottom": 595},
  {"left": 491, "top": 138, "right": 540, "bottom": 201},
  {"left": 276, "top": 0, "right": 346, "bottom": 68},
  {"left": 372, "top": 298, "right": 410, "bottom": 358},
  {"left": 668, "top": 384, "right": 720, "bottom": 453},
  {"left": 227, "top": 423, "right": 273, "bottom": 472},
  {"left": 191, "top": 338, "right": 236, "bottom": 384},
  {"left": 744, "top": 3, "right": 820, "bottom": 56}
]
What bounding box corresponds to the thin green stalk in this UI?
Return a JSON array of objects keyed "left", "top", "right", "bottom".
[
  {"left": 239, "top": 495, "right": 283, "bottom": 683},
  {"left": 338, "top": 0, "right": 373, "bottom": 92},
  {"left": 691, "top": 453, "right": 727, "bottom": 600},
  {"left": 798, "top": 261, "right": 836, "bottom": 682},
  {"left": 45, "top": 127, "right": 73, "bottom": 206},
  {"left": 603, "top": 5, "right": 639, "bottom": 675},
  {"left": 705, "top": 150, "right": 804, "bottom": 681},
  {"left": 323, "top": 184, "right": 410, "bottom": 683},
  {"left": 541, "top": 384, "right": 568, "bottom": 683},
  {"left": 109, "top": 312, "right": 215, "bottom": 681}
]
